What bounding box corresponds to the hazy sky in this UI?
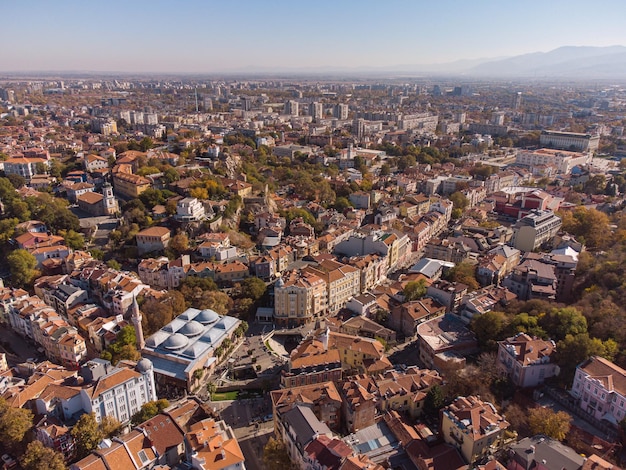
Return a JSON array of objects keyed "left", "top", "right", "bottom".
[{"left": 3, "top": 0, "right": 626, "bottom": 73}]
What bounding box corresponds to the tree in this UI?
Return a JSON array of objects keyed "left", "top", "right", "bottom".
[
  {"left": 141, "top": 298, "right": 174, "bottom": 336},
  {"left": 131, "top": 399, "right": 170, "bottom": 425},
  {"left": 449, "top": 191, "right": 469, "bottom": 211},
  {"left": 471, "top": 311, "right": 509, "bottom": 351},
  {"left": 6, "top": 173, "right": 25, "bottom": 189},
  {"left": 380, "top": 163, "right": 391, "bottom": 176},
  {"left": 207, "top": 381, "right": 217, "bottom": 400},
  {"left": 107, "top": 259, "right": 121, "bottom": 270},
  {"left": 559, "top": 207, "right": 611, "bottom": 250},
  {"left": 0, "top": 398, "right": 33, "bottom": 451},
  {"left": 99, "top": 415, "right": 122, "bottom": 438},
  {"left": 71, "top": 413, "right": 103, "bottom": 460},
  {"left": 423, "top": 385, "right": 445, "bottom": 416},
  {"left": 504, "top": 403, "right": 530, "bottom": 437},
  {"left": 239, "top": 277, "right": 266, "bottom": 302},
  {"left": 62, "top": 229, "right": 85, "bottom": 250},
  {"left": 333, "top": 197, "right": 353, "bottom": 212},
  {"left": 403, "top": 279, "right": 428, "bottom": 301},
  {"left": 101, "top": 326, "right": 140, "bottom": 364},
  {"left": 263, "top": 437, "right": 295, "bottom": 469},
  {"left": 139, "top": 137, "right": 154, "bottom": 152},
  {"left": 169, "top": 233, "right": 189, "bottom": 255},
  {"left": 528, "top": 407, "right": 571, "bottom": 441},
  {"left": 447, "top": 262, "right": 479, "bottom": 290},
  {"left": 20, "top": 441, "right": 66, "bottom": 470},
  {"left": 7, "top": 249, "right": 39, "bottom": 287}
]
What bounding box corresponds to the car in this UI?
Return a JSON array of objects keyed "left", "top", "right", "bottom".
[
  {"left": 261, "top": 414, "right": 273, "bottom": 423},
  {"left": 2, "top": 454, "right": 16, "bottom": 469}
]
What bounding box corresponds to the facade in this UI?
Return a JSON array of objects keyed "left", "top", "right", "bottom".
[
  {"left": 142, "top": 308, "right": 241, "bottom": 394},
  {"left": 416, "top": 314, "right": 478, "bottom": 372},
  {"left": 515, "top": 148, "right": 591, "bottom": 174},
  {"left": 570, "top": 356, "right": 626, "bottom": 424},
  {"left": 112, "top": 171, "right": 151, "bottom": 198},
  {"left": 389, "top": 298, "right": 446, "bottom": 338},
  {"left": 441, "top": 395, "right": 509, "bottom": 464},
  {"left": 176, "top": 197, "right": 206, "bottom": 222},
  {"left": 136, "top": 226, "right": 171, "bottom": 255},
  {"left": 497, "top": 333, "right": 558, "bottom": 388},
  {"left": 274, "top": 270, "right": 328, "bottom": 327},
  {"left": 540, "top": 130, "right": 600, "bottom": 153},
  {"left": 511, "top": 210, "right": 562, "bottom": 252}
]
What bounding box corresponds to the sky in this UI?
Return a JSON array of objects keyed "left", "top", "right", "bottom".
[{"left": 3, "top": 0, "right": 626, "bottom": 74}]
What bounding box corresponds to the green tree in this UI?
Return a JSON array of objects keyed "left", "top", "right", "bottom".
[
  {"left": 62, "top": 229, "right": 85, "bottom": 250},
  {"left": 99, "top": 415, "right": 122, "bottom": 438},
  {"left": 107, "top": 259, "right": 121, "bottom": 270},
  {"left": 6, "top": 173, "right": 25, "bottom": 189},
  {"left": 240, "top": 277, "right": 266, "bottom": 302},
  {"left": 471, "top": 311, "right": 509, "bottom": 351},
  {"left": 539, "top": 307, "right": 587, "bottom": 341},
  {"left": 20, "top": 441, "right": 66, "bottom": 470},
  {"left": 423, "top": 385, "right": 445, "bottom": 416},
  {"left": 333, "top": 197, "right": 353, "bottom": 212},
  {"left": 449, "top": 191, "right": 469, "bottom": 210},
  {"left": 207, "top": 382, "right": 217, "bottom": 400},
  {"left": 7, "top": 249, "right": 39, "bottom": 287},
  {"left": 71, "top": 413, "right": 103, "bottom": 460},
  {"left": 131, "top": 399, "right": 170, "bottom": 425},
  {"left": 528, "top": 407, "right": 571, "bottom": 441},
  {"left": 403, "top": 279, "right": 428, "bottom": 301},
  {"left": 139, "top": 137, "right": 154, "bottom": 152},
  {"left": 447, "top": 262, "right": 479, "bottom": 290}
]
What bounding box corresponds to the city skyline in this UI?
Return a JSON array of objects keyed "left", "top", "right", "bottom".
[{"left": 3, "top": 0, "right": 626, "bottom": 74}]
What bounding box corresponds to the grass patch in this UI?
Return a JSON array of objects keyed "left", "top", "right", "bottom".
[
  {"left": 211, "top": 391, "right": 239, "bottom": 401},
  {"left": 264, "top": 340, "right": 274, "bottom": 352}
]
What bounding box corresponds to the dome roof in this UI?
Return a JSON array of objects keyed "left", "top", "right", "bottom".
[
  {"left": 179, "top": 320, "right": 204, "bottom": 337},
  {"left": 195, "top": 309, "right": 220, "bottom": 325},
  {"left": 162, "top": 333, "right": 189, "bottom": 350},
  {"left": 136, "top": 358, "right": 153, "bottom": 373}
]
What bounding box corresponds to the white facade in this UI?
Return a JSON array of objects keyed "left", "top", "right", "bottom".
[{"left": 176, "top": 197, "right": 206, "bottom": 222}]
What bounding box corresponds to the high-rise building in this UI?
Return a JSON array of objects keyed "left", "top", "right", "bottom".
[
  {"left": 334, "top": 103, "right": 349, "bottom": 120},
  {"left": 241, "top": 96, "right": 252, "bottom": 111},
  {"left": 309, "top": 101, "right": 323, "bottom": 120},
  {"left": 284, "top": 100, "right": 299, "bottom": 116},
  {"left": 513, "top": 91, "right": 522, "bottom": 110}
]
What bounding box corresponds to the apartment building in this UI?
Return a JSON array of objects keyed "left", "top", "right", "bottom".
[
  {"left": 274, "top": 270, "right": 328, "bottom": 327},
  {"left": 136, "top": 226, "right": 171, "bottom": 255},
  {"left": 497, "top": 333, "right": 558, "bottom": 388},
  {"left": 511, "top": 210, "right": 562, "bottom": 252}
]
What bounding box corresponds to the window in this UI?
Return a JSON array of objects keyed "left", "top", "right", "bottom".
[{"left": 138, "top": 450, "right": 149, "bottom": 464}]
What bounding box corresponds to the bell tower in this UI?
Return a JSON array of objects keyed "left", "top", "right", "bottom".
[{"left": 102, "top": 182, "right": 118, "bottom": 215}]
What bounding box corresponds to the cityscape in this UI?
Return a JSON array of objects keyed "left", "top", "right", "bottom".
[{"left": 2, "top": 2, "right": 626, "bottom": 470}]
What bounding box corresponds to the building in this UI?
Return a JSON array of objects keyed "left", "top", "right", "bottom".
[
  {"left": 570, "top": 356, "right": 626, "bottom": 424},
  {"left": 416, "top": 315, "right": 478, "bottom": 372},
  {"left": 4, "top": 156, "right": 49, "bottom": 182},
  {"left": 271, "top": 381, "right": 343, "bottom": 433},
  {"left": 76, "top": 183, "right": 119, "bottom": 216},
  {"left": 389, "top": 298, "right": 446, "bottom": 338},
  {"left": 515, "top": 148, "right": 591, "bottom": 174},
  {"left": 136, "top": 227, "right": 171, "bottom": 255},
  {"left": 284, "top": 100, "right": 299, "bottom": 116},
  {"left": 141, "top": 308, "right": 241, "bottom": 395},
  {"left": 176, "top": 197, "right": 206, "bottom": 222},
  {"left": 282, "top": 329, "right": 342, "bottom": 388},
  {"left": 511, "top": 210, "right": 562, "bottom": 252},
  {"left": 497, "top": 333, "right": 558, "bottom": 388},
  {"left": 112, "top": 171, "right": 151, "bottom": 199},
  {"left": 540, "top": 130, "right": 600, "bottom": 153},
  {"left": 274, "top": 270, "right": 328, "bottom": 327},
  {"left": 507, "top": 436, "right": 585, "bottom": 470},
  {"left": 186, "top": 418, "right": 246, "bottom": 470},
  {"left": 502, "top": 258, "right": 557, "bottom": 301},
  {"left": 304, "top": 259, "right": 361, "bottom": 313},
  {"left": 309, "top": 101, "right": 323, "bottom": 120},
  {"left": 441, "top": 395, "right": 509, "bottom": 464}
]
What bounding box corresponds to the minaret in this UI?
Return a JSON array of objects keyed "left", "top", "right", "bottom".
[{"left": 131, "top": 295, "right": 145, "bottom": 350}]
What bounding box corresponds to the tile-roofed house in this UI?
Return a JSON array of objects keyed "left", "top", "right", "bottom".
[
  {"left": 339, "top": 454, "right": 385, "bottom": 470},
  {"left": 186, "top": 418, "right": 245, "bottom": 470},
  {"left": 497, "top": 333, "right": 558, "bottom": 388},
  {"left": 282, "top": 329, "right": 342, "bottom": 388},
  {"left": 70, "top": 429, "right": 156, "bottom": 470},
  {"left": 136, "top": 413, "right": 185, "bottom": 466},
  {"left": 441, "top": 395, "right": 509, "bottom": 464},
  {"left": 271, "top": 381, "right": 342, "bottom": 432},
  {"left": 416, "top": 314, "right": 478, "bottom": 372},
  {"left": 571, "top": 356, "right": 626, "bottom": 424},
  {"left": 304, "top": 434, "right": 353, "bottom": 470},
  {"left": 389, "top": 297, "right": 446, "bottom": 337}
]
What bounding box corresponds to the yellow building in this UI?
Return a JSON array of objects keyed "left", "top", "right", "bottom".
[
  {"left": 112, "top": 170, "right": 151, "bottom": 199},
  {"left": 441, "top": 395, "right": 509, "bottom": 464},
  {"left": 274, "top": 270, "right": 327, "bottom": 327}
]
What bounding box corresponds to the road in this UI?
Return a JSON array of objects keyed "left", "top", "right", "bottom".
[{"left": 0, "top": 324, "right": 39, "bottom": 366}]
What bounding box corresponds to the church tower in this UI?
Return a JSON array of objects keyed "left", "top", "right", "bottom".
[
  {"left": 102, "top": 182, "right": 118, "bottom": 215},
  {"left": 131, "top": 295, "right": 145, "bottom": 350}
]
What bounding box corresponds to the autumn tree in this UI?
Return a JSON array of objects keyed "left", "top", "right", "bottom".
[
  {"left": 263, "top": 437, "right": 296, "bottom": 470},
  {"left": 403, "top": 279, "right": 428, "bottom": 301},
  {"left": 71, "top": 413, "right": 103, "bottom": 460},
  {"left": 8, "top": 249, "right": 40, "bottom": 287},
  {"left": 559, "top": 207, "right": 611, "bottom": 250},
  {"left": 449, "top": 191, "right": 469, "bottom": 211},
  {"left": 20, "top": 441, "right": 66, "bottom": 470},
  {"left": 169, "top": 233, "right": 189, "bottom": 256},
  {"left": 528, "top": 407, "right": 571, "bottom": 441}
]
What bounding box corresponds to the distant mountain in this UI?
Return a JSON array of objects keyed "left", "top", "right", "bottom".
[{"left": 468, "top": 45, "right": 626, "bottom": 78}]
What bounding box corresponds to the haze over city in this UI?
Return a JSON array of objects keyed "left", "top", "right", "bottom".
[{"left": 4, "top": 0, "right": 626, "bottom": 74}]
